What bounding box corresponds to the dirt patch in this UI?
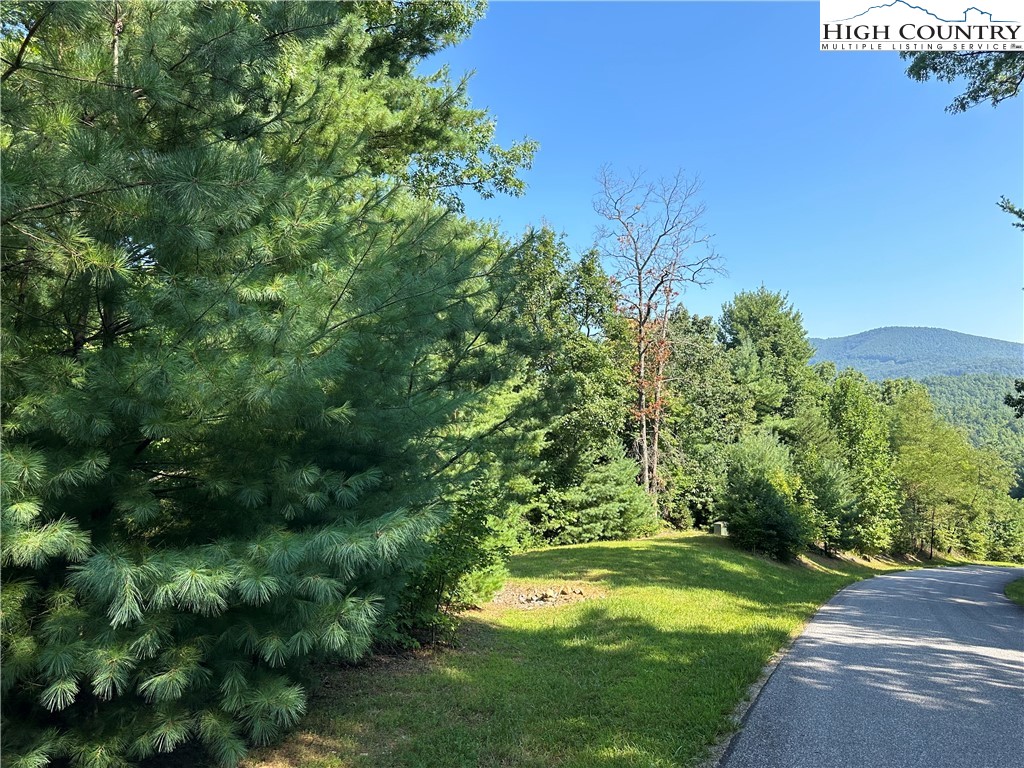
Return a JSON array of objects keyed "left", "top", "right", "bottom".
[
  {"left": 488, "top": 579, "right": 607, "bottom": 610},
  {"left": 243, "top": 730, "right": 354, "bottom": 768}
]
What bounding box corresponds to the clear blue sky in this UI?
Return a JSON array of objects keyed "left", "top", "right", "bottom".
[{"left": 425, "top": 0, "right": 1024, "bottom": 342}]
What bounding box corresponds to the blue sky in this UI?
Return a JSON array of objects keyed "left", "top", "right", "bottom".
[{"left": 425, "top": 1, "right": 1024, "bottom": 342}]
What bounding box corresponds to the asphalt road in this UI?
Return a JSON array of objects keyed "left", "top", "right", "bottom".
[{"left": 722, "top": 566, "right": 1024, "bottom": 768}]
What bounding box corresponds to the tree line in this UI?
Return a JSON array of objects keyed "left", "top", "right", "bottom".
[{"left": 2, "top": 4, "right": 1022, "bottom": 767}]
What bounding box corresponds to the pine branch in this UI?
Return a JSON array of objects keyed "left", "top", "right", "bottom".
[
  {"left": 17, "top": 62, "right": 142, "bottom": 92},
  {"left": 0, "top": 3, "right": 55, "bottom": 83},
  {"left": 1, "top": 181, "right": 153, "bottom": 225}
]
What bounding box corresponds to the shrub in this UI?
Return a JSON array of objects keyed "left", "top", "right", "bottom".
[
  {"left": 719, "top": 433, "right": 812, "bottom": 561},
  {"left": 532, "top": 453, "right": 658, "bottom": 545}
]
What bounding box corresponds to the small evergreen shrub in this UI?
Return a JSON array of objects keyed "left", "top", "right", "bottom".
[
  {"left": 720, "top": 433, "right": 812, "bottom": 561},
  {"left": 533, "top": 454, "right": 658, "bottom": 545}
]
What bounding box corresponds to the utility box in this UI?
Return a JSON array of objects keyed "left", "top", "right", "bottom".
[{"left": 712, "top": 521, "right": 728, "bottom": 536}]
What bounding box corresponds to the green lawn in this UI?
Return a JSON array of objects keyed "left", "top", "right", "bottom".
[
  {"left": 244, "top": 533, "right": 953, "bottom": 768},
  {"left": 1006, "top": 577, "right": 1024, "bottom": 607}
]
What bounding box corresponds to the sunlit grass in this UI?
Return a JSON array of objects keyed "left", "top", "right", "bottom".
[
  {"left": 1006, "top": 576, "right": 1024, "bottom": 607},
  {"left": 243, "top": 533, "right": 961, "bottom": 768}
]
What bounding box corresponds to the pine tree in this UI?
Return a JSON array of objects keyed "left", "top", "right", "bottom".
[
  {"left": 409, "top": 229, "right": 657, "bottom": 578},
  {"left": 1, "top": 3, "right": 531, "bottom": 765},
  {"left": 508, "top": 233, "right": 657, "bottom": 545},
  {"left": 719, "top": 432, "right": 813, "bottom": 561}
]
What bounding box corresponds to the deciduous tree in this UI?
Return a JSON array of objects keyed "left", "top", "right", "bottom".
[
  {"left": 824, "top": 372, "right": 900, "bottom": 553},
  {"left": 594, "top": 167, "right": 721, "bottom": 500},
  {"left": 902, "top": 51, "right": 1024, "bottom": 113},
  {"left": 660, "top": 309, "right": 747, "bottom": 527}
]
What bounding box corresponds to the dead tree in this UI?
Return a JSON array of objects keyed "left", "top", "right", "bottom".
[{"left": 594, "top": 166, "right": 721, "bottom": 499}]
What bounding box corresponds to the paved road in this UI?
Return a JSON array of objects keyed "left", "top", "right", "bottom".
[{"left": 722, "top": 566, "right": 1024, "bottom": 768}]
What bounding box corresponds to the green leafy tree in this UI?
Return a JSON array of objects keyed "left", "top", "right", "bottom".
[
  {"left": 1, "top": 3, "right": 532, "bottom": 766},
  {"left": 405, "top": 229, "right": 657, "bottom": 623},
  {"left": 886, "top": 383, "right": 972, "bottom": 557},
  {"left": 400, "top": 370, "right": 543, "bottom": 637},
  {"left": 659, "top": 308, "right": 748, "bottom": 527},
  {"left": 986, "top": 494, "right": 1024, "bottom": 562},
  {"left": 502, "top": 231, "right": 657, "bottom": 545},
  {"left": 902, "top": 51, "right": 1024, "bottom": 113},
  {"left": 824, "top": 372, "right": 900, "bottom": 553},
  {"left": 800, "top": 458, "right": 856, "bottom": 555},
  {"left": 885, "top": 381, "right": 1024, "bottom": 560},
  {"left": 921, "top": 374, "right": 1024, "bottom": 496}
]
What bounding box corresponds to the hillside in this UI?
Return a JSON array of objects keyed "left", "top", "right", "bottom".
[
  {"left": 810, "top": 327, "right": 1022, "bottom": 379},
  {"left": 811, "top": 330, "right": 1023, "bottom": 484},
  {"left": 921, "top": 374, "right": 1024, "bottom": 486}
]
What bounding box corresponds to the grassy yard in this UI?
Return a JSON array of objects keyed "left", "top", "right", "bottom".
[
  {"left": 244, "top": 533, "right": 962, "bottom": 768},
  {"left": 1006, "top": 577, "right": 1024, "bottom": 607}
]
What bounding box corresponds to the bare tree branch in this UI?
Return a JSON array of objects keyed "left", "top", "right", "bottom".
[{"left": 594, "top": 167, "right": 724, "bottom": 500}]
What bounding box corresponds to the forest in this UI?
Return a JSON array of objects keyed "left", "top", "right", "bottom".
[
  {"left": 922, "top": 374, "right": 1024, "bottom": 494},
  {"left": 1, "top": 4, "right": 1022, "bottom": 768}
]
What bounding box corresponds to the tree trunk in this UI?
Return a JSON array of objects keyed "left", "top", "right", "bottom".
[
  {"left": 112, "top": 2, "right": 123, "bottom": 78},
  {"left": 929, "top": 507, "right": 936, "bottom": 560}
]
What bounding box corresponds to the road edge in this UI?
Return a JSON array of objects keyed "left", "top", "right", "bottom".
[
  {"left": 695, "top": 563, "right": 1023, "bottom": 768},
  {"left": 691, "top": 574, "right": 863, "bottom": 768}
]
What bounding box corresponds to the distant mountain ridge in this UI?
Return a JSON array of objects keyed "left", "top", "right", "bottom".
[{"left": 809, "top": 326, "right": 1023, "bottom": 380}]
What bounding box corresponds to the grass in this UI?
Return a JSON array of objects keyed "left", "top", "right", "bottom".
[
  {"left": 1006, "top": 577, "right": 1024, "bottom": 607},
  {"left": 243, "top": 533, "right": 971, "bottom": 768}
]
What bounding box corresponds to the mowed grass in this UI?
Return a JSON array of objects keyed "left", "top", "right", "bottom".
[
  {"left": 1006, "top": 577, "right": 1024, "bottom": 607},
  {"left": 244, "top": 533, "right": 950, "bottom": 768}
]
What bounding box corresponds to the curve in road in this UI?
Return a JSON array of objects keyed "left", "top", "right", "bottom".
[{"left": 722, "top": 566, "right": 1024, "bottom": 768}]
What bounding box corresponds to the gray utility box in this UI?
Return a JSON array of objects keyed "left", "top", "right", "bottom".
[{"left": 712, "top": 521, "right": 728, "bottom": 536}]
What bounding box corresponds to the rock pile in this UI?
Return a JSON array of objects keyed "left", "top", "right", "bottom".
[{"left": 516, "top": 587, "right": 586, "bottom": 605}]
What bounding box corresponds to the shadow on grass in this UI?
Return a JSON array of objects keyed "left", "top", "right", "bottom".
[
  {"left": 255, "top": 607, "right": 787, "bottom": 768},
  {"left": 242, "top": 538, "right": 895, "bottom": 768},
  {"left": 507, "top": 535, "right": 876, "bottom": 607},
  {"left": 250, "top": 571, "right": 1023, "bottom": 768}
]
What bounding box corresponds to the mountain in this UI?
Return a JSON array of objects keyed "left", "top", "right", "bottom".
[
  {"left": 810, "top": 327, "right": 1023, "bottom": 380},
  {"left": 810, "top": 328, "right": 1023, "bottom": 489}
]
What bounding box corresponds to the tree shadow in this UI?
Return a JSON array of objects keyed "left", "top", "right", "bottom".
[
  {"left": 244, "top": 550, "right": 1022, "bottom": 768},
  {"left": 723, "top": 566, "right": 1024, "bottom": 768},
  {"left": 278, "top": 606, "right": 789, "bottom": 768}
]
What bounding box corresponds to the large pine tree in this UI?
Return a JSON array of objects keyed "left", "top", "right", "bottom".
[{"left": 1, "top": 2, "right": 532, "bottom": 766}]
